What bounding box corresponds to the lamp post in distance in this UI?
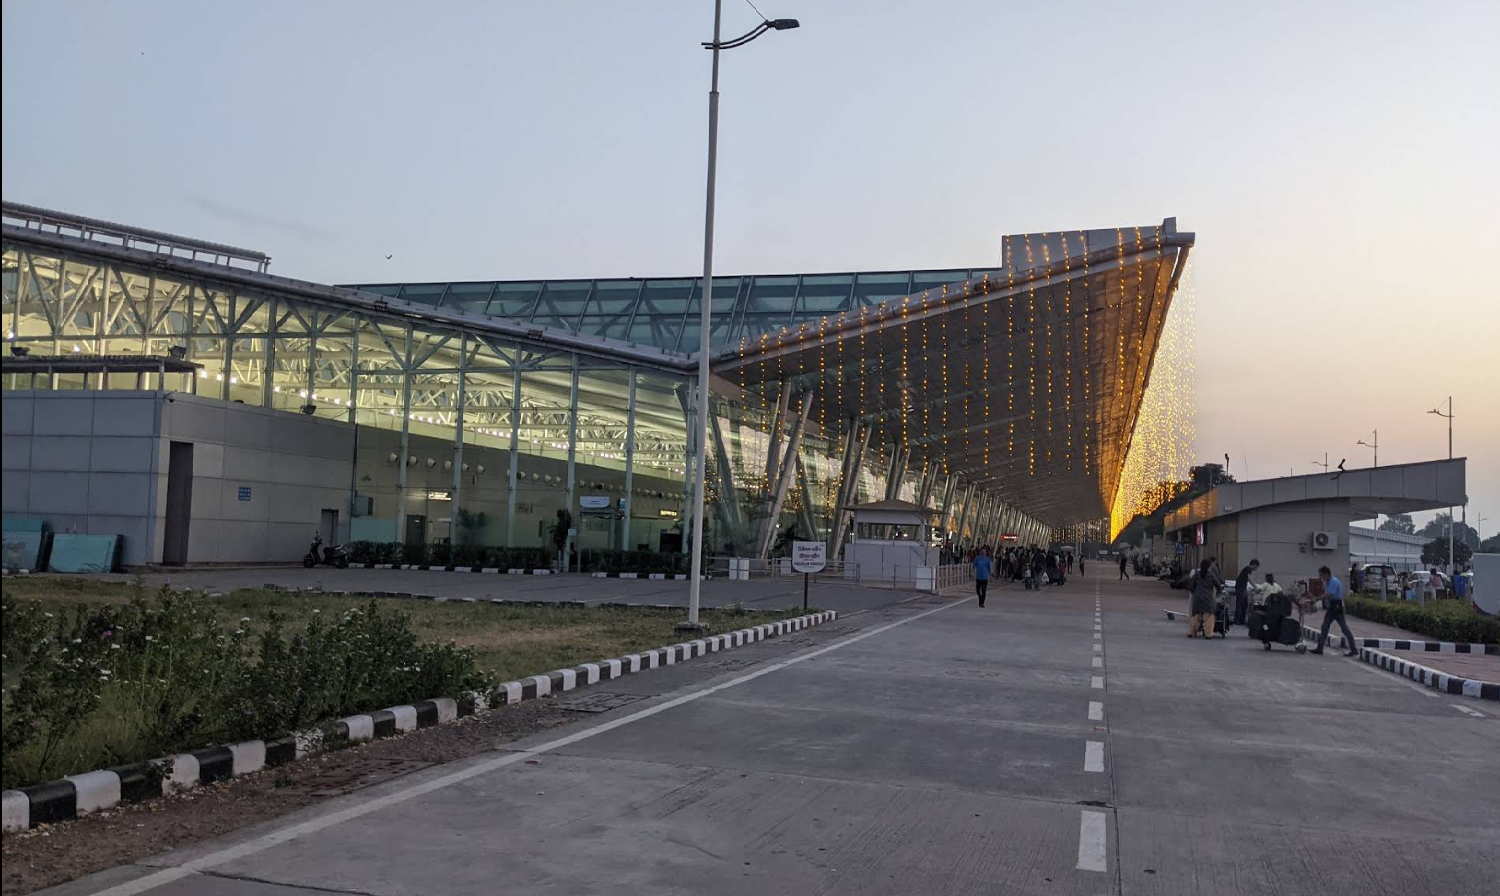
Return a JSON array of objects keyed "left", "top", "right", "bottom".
[
  {"left": 1427, "top": 397, "right": 1454, "bottom": 575},
  {"left": 1358, "top": 430, "right": 1379, "bottom": 564},
  {"left": 683, "top": 4, "right": 800, "bottom": 633}
]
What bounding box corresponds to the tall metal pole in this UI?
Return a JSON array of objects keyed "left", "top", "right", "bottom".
[
  {"left": 1447, "top": 397, "right": 1453, "bottom": 576},
  {"left": 686, "top": 0, "right": 724, "bottom": 629}
]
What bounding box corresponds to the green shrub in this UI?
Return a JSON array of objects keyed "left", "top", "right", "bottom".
[
  {"left": 1, "top": 591, "right": 483, "bottom": 790},
  {"left": 401, "top": 542, "right": 428, "bottom": 566},
  {"left": 1345, "top": 595, "right": 1500, "bottom": 644},
  {"left": 428, "top": 542, "right": 452, "bottom": 566}
]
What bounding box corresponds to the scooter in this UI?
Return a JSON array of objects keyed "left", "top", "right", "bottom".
[{"left": 303, "top": 533, "right": 350, "bottom": 568}]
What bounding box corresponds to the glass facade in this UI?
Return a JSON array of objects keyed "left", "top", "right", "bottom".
[
  {"left": 2, "top": 230, "right": 1052, "bottom": 559},
  {"left": 344, "top": 270, "right": 1005, "bottom": 354}
]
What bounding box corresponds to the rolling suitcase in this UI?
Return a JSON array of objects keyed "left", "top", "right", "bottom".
[
  {"left": 1247, "top": 609, "right": 1269, "bottom": 641},
  {"left": 1212, "top": 603, "right": 1229, "bottom": 638},
  {"left": 1277, "top": 617, "right": 1302, "bottom": 647}
]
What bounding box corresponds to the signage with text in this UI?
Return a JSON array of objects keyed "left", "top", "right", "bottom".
[{"left": 792, "top": 541, "right": 827, "bottom": 574}]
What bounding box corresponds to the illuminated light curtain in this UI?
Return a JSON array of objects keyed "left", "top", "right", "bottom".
[{"left": 1109, "top": 261, "right": 1197, "bottom": 540}]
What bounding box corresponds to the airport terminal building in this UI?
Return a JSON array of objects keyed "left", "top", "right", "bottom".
[{"left": 2, "top": 201, "right": 1193, "bottom": 567}]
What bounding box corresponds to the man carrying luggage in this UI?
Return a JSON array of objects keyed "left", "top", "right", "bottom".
[
  {"left": 1310, "top": 565, "right": 1359, "bottom": 656},
  {"left": 1233, "top": 559, "right": 1260, "bottom": 625}
]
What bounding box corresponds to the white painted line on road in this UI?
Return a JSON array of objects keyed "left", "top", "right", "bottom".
[
  {"left": 1091, "top": 675, "right": 1104, "bottom": 689},
  {"left": 1084, "top": 740, "right": 1104, "bottom": 772},
  {"left": 1088, "top": 701, "right": 1104, "bottom": 721},
  {"left": 1093, "top": 624, "right": 1101, "bottom": 631},
  {"left": 1077, "top": 810, "right": 1107, "bottom": 872},
  {"left": 1093, "top": 632, "right": 1101, "bottom": 640},
  {"left": 1451, "top": 703, "right": 1485, "bottom": 718},
  {"left": 83, "top": 596, "right": 972, "bottom": 896},
  {"left": 1092, "top": 643, "right": 1101, "bottom": 653},
  {"left": 1092, "top": 656, "right": 1102, "bottom": 668}
]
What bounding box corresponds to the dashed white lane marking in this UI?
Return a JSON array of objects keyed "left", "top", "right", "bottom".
[
  {"left": 1452, "top": 703, "right": 1485, "bottom": 718},
  {"left": 82, "top": 598, "right": 969, "bottom": 896},
  {"left": 1092, "top": 643, "right": 1102, "bottom": 652},
  {"left": 1084, "top": 740, "right": 1105, "bottom": 772},
  {"left": 1077, "top": 809, "right": 1108, "bottom": 872},
  {"left": 1093, "top": 632, "right": 1102, "bottom": 640},
  {"left": 1091, "top": 675, "right": 1105, "bottom": 689},
  {"left": 1093, "top": 624, "right": 1101, "bottom": 631},
  {"left": 1092, "top": 656, "right": 1103, "bottom": 668},
  {"left": 1088, "top": 701, "right": 1104, "bottom": 721}
]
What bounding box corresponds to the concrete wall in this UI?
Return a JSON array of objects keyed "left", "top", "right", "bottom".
[
  {"left": 157, "top": 394, "right": 355, "bottom": 564},
  {"left": 1173, "top": 500, "right": 1357, "bottom": 587},
  {"left": 1, "top": 391, "right": 162, "bottom": 566},
  {"left": 3, "top": 390, "right": 688, "bottom": 566}
]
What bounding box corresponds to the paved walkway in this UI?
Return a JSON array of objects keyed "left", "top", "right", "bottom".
[{"left": 39, "top": 571, "right": 1500, "bottom": 896}]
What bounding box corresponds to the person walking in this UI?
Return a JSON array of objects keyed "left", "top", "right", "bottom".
[
  {"left": 1233, "top": 559, "right": 1260, "bottom": 626},
  {"left": 1421, "top": 568, "right": 1440, "bottom": 607},
  {"left": 1310, "top": 565, "right": 1359, "bottom": 656},
  {"left": 1187, "top": 559, "right": 1221, "bottom": 638},
  {"left": 1118, "top": 553, "right": 1130, "bottom": 581},
  {"left": 973, "top": 546, "right": 993, "bottom": 607}
]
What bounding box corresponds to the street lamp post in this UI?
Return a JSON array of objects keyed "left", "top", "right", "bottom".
[
  {"left": 684, "top": 5, "right": 799, "bottom": 631},
  {"left": 1358, "top": 430, "right": 1379, "bottom": 568},
  {"left": 1427, "top": 397, "right": 1454, "bottom": 575}
]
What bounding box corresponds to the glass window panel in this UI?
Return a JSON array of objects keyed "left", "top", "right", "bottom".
[
  {"left": 533, "top": 281, "right": 592, "bottom": 320},
  {"left": 745, "top": 276, "right": 798, "bottom": 313},
  {"left": 853, "top": 272, "right": 912, "bottom": 308},
  {"left": 399, "top": 284, "right": 447, "bottom": 305},
  {"left": 796, "top": 274, "right": 854, "bottom": 314},
  {"left": 739, "top": 313, "right": 790, "bottom": 342},
  {"left": 683, "top": 276, "right": 742, "bottom": 316},
  {"left": 489, "top": 282, "right": 541, "bottom": 318},
  {"left": 638, "top": 279, "right": 695, "bottom": 314},
  {"left": 625, "top": 314, "right": 684, "bottom": 351},
  {"left": 578, "top": 316, "right": 631, "bottom": 340},
  {"left": 909, "top": 270, "right": 967, "bottom": 295},
  {"left": 630, "top": 370, "right": 688, "bottom": 553},
  {"left": 677, "top": 314, "right": 736, "bottom": 354},
  {"left": 443, "top": 282, "right": 496, "bottom": 313},
  {"left": 587, "top": 280, "right": 642, "bottom": 315},
  {"left": 359, "top": 284, "right": 403, "bottom": 298}
]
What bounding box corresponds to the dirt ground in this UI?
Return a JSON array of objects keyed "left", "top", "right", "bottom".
[{"left": 0, "top": 698, "right": 578, "bottom": 895}]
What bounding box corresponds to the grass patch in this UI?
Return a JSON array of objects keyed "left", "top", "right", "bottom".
[
  {"left": 1, "top": 577, "right": 803, "bottom": 789},
  {"left": 1344, "top": 595, "right": 1499, "bottom": 645}
]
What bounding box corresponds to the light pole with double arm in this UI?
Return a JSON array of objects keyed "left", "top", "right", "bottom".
[{"left": 1427, "top": 397, "right": 1454, "bottom": 576}]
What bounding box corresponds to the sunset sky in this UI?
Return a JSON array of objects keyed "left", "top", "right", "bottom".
[{"left": 3, "top": 0, "right": 1495, "bottom": 533}]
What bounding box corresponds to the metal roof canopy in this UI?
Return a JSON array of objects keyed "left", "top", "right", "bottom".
[
  {"left": 0, "top": 354, "right": 200, "bottom": 374},
  {"left": 715, "top": 220, "right": 1194, "bottom": 526},
  {"left": 1164, "top": 458, "right": 1468, "bottom": 533}
]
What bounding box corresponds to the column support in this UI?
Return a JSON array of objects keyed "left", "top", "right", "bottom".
[
  {"left": 621, "top": 370, "right": 638, "bottom": 551},
  {"left": 756, "top": 391, "right": 813, "bottom": 560}
]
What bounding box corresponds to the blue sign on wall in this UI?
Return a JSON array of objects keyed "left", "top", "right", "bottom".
[{"left": 237, "top": 486, "right": 252, "bottom": 502}]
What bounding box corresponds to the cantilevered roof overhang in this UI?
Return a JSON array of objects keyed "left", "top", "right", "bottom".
[{"left": 713, "top": 220, "right": 1194, "bottom": 527}]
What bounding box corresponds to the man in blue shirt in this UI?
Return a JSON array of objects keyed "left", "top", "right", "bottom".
[
  {"left": 973, "top": 546, "right": 993, "bottom": 608},
  {"left": 1310, "top": 565, "right": 1359, "bottom": 656}
]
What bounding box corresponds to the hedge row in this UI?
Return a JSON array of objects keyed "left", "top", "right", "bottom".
[
  {"left": 347, "top": 542, "right": 552, "bottom": 570},
  {"left": 346, "top": 542, "right": 689, "bottom": 575},
  {"left": 1344, "top": 595, "right": 1500, "bottom": 645}
]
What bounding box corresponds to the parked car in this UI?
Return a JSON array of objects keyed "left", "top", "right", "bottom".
[
  {"left": 1358, "top": 563, "right": 1399, "bottom": 594},
  {"left": 1400, "top": 570, "right": 1451, "bottom": 599}
]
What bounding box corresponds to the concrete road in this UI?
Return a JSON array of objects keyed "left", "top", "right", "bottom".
[{"left": 41, "top": 571, "right": 1500, "bottom": 896}]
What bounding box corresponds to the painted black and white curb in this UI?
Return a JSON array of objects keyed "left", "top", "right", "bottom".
[
  {"left": 1, "top": 609, "right": 836, "bottom": 832},
  {"left": 355, "top": 564, "right": 555, "bottom": 574},
  {"left": 1357, "top": 646, "right": 1500, "bottom": 700},
  {"left": 1297, "top": 630, "right": 1496, "bottom": 655},
  {"left": 591, "top": 571, "right": 693, "bottom": 580}
]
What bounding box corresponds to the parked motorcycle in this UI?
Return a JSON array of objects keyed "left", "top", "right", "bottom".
[{"left": 303, "top": 533, "right": 350, "bottom": 568}]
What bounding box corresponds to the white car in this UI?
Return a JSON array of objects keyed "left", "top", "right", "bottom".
[{"left": 1401, "top": 570, "right": 1451, "bottom": 598}]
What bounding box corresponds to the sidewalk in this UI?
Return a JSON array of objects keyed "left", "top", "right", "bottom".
[{"left": 1318, "top": 610, "right": 1500, "bottom": 683}]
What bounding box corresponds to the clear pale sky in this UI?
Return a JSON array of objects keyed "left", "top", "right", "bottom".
[{"left": 3, "top": 0, "right": 1496, "bottom": 533}]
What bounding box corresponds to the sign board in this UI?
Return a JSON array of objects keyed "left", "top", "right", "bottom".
[
  {"left": 427, "top": 490, "right": 452, "bottom": 501},
  {"left": 579, "top": 495, "right": 611, "bottom": 510},
  {"left": 1194, "top": 523, "right": 1206, "bottom": 546},
  {"left": 792, "top": 541, "right": 827, "bottom": 574},
  {"left": 237, "top": 486, "right": 252, "bottom": 502},
  {"left": 1175, "top": 542, "right": 1185, "bottom": 555},
  {"left": 1000, "top": 533, "right": 1019, "bottom": 543}
]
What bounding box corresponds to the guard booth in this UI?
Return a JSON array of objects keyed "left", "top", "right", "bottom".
[{"left": 843, "top": 499, "right": 940, "bottom": 582}]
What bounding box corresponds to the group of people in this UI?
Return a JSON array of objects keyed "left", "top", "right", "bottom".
[
  {"left": 1179, "top": 556, "right": 1358, "bottom": 654},
  {"left": 966, "top": 545, "right": 1079, "bottom": 607}
]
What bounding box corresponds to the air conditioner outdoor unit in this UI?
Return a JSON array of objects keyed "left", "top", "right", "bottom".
[{"left": 1310, "top": 530, "right": 1337, "bottom": 551}]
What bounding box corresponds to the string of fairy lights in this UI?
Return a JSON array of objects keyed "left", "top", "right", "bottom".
[{"left": 1106, "top": 260, "right": 1197, "bottom": 540}]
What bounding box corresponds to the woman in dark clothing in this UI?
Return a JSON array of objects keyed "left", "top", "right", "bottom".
[{"left": 1188, "top": 559, "right": 1222, "bottom": 638}]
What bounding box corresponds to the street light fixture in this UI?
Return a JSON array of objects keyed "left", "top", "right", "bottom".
[
  {"left": 685, "top": 3, "right": 799, "bottom": 632},
  {"left": 1428, "top": 397, "right": 1454, "bottom": 574}
]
